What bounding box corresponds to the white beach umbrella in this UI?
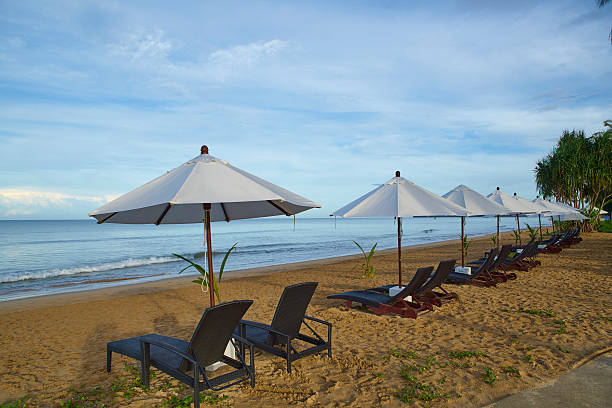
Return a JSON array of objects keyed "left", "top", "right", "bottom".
[
  {"left": 531, "top": 197, "right": 570, "bottom": 236},
  {"left": 486, "top": 188, "right": 539, "bottom": 245},
  {"left": 332, "top": 171, "right": 468, "bottom": 286},
  {"left": 89, "top": 146, "right": 321, "bottom": 306},
  {"left": 442, "top": 185, "right": 510, "bottom": 266},
  {"left": 549, "top": 202, "right": 588, "bottom": 222}
]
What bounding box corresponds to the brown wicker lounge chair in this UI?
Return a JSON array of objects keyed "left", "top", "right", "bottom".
[
  {"left": 328, "top": 266, "right": 435, "bottom": 319},
  {"left": 235, "top": 282, "right": 332, "bottom": 374},
  {"left": 107, "top": 300, "right": 255, "bottom": 408}
]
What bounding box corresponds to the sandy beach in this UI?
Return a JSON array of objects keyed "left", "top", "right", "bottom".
[{"left": 1, "top": 231, "right": 610, "bottom": 407}]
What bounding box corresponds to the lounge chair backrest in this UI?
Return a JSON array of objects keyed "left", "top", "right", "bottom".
[
  {"left": 417, "top": 259, "right": 456, "bottom": 294},
  {"left": 473, "top": 248, "right": 498, "bottom": 275},
  {"left": 181, "top": 299, "right": 253, "bottom": 370},
  {"left": 490, "top": 244, "right": 512, "bottom": 270},
  {"left": 392, "top": 266, "right": 434, "bottom": 301},
  {"left": 268, "top": 282, "right": 318, "bottom": 342},
  {"left": 508, "top": 242, "right": 536, "bottom": 263}
]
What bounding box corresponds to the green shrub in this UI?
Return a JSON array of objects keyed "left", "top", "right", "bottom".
[{"left": 599, "top": 219, "right": 612, "bottom": 233}]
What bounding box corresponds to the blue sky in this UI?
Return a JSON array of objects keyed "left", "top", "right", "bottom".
[{"left": 1, "top": 0, "right": 611, "bottom": 219}]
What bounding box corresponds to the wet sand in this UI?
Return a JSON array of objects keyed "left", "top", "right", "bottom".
[{"left": 0, "top": 231, "right": 610, "bottom": 407}]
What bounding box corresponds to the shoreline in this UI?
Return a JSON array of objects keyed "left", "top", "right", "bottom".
[{"left": 0, "top": 231, "right": 511, "bottom": 314}]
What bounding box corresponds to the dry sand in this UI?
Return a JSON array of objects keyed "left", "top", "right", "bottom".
[{"left": 0, "top": 231, "right": 610, "bottom": 407}]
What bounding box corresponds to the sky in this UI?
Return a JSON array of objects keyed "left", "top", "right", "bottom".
[{"left": 1, "top": 0, "right": 611, "bottom": 219}]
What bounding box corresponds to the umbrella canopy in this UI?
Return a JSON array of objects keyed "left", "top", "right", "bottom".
[
  {"left": 333, "top": 173, "right": 468, "bottom": 218},
  {"left": 487, "top": 187, "right": 538, "bottom": 214},
  {"left": 442, "top": 185, "right": 509, "bottom": 216},
  {"left": 486, "top": 188, "right": 539, "bottom": 245},
  {"left": 442, "top": 184, "right": 509, "bottom": 266},
  {"left": 89, "top": 150, "right": 320, "bottom": 224},
  {"left": 332, "top": 171, "right": 467, "bottom": 286},
  {"left": 89, "top": 146, "right": 320, "bottom": 306}
]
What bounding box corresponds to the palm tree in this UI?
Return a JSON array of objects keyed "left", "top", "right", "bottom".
[{"left": 600, "top": 0, "right": 612, "bottom": 45}]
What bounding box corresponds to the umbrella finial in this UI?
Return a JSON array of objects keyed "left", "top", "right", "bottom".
[
  {"left": 395, "top": 170, "right": 400, "bottom": 177},
  {"left": 201, "top": 145, "right": 209, "bottom": 155},
  {"left": 496, "top": 186, "right": 500, "bottom": 190}
]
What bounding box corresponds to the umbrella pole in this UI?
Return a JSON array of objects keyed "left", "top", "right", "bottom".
[
  {"left": 397, "top": 217, "right": 402, "bottom": 287},
  {"left": 461, "top": 216, "right": 464, "bottom": 267},
  {"left": 538, "top": 214, "right": 542, "bottom": 242},
  {"left": 516, "top": 214, "right": 521, "bottom": 246},
  {"left": 551, "top": 216, "right": 554, "bottom": 232},
  {"left": 496, "top": 215, "right": 500, "bottom": 250},
  {"left": 204, "top": 203, "right": 215, "bottom": 307}
]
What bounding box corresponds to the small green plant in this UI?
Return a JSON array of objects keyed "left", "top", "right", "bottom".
[
  {"left": 483, "top": 367, "right": 497, "bottom": 385},
  {"left": 462, "top": 235, "right": 471, "bottom": 259},
  {"left": 502, "top": 366, "right": 521, "bottom": 377},
  {"left": 525, "top": 223, "right": 538, "bottom": 242},
  {"left": 557, "top": 345, "right": 570, "bottom": 353},
  {"left": 491, "top": 234, "right": 498, "bottom": 247},
  {"left": 448, "top": 350, "right": 487, "bottom": 359},
  {"left": 524, "top": 346, "right": 534, "bottom": 351},
  {"left": 601, "top": 316, "right": 612, "bottom": 322},
  {"left": 396, "top": 377, "right": 450, "bottom": 403},
  {"left": 389, "top": 347, "right": 420, "bottom": 359},
  {"left": 174, "top": 243, "right": 237, "bottom": 302},
  {"left": 512, "top": 230, "right": 520, "bottom": 245},
  {"left": 351, "top": 240, "right": 377, "bottom": 278},
  {"left": 401, "top": 362, "right": 429, "bottom": 373},
  {"left": 519, "top": 307, "right": 555, "bottom": 317},
  {"left": 164, "top": 392, "right": 228, "bottom": 407},
  {"left": 553, "top": 319, "right": 567, "bottom": 334},
  {"left": 0, "top": 396, "right": 32, "bottom": 408},
  {"left": 523, "top": 355, "right": 533, "bottom": 363}
]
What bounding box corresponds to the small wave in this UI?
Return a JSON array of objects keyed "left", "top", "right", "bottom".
[{"left": 0, "top": 256, "right": 179, "bottom": 283}]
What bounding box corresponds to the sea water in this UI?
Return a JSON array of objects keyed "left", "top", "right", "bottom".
[{"left": 0, "top": 216, "right": 544, "bottom": 301}]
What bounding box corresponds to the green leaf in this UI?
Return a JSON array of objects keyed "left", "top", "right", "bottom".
[
  {"left": 173, "top": 253, "right": 207, "bottom": 277},
  {"left": 367, "top": 242, "right": 377, "bottom": 262},
  {"left": 218, "top": 243, "right": 237, "bottom": 283}
]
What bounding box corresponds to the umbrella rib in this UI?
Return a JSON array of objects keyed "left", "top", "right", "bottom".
[
  {"left": 155, "top": 204, "right": 172, "bottom": 225},
  {"left": 267, "top": 200, "right": 290, "bottom": 216},
  {"left": 97, "top": 212, "right": 118, "bottom": 224},
  {"left": 220, "top": 203, "right": 230, "bottom": 222}
]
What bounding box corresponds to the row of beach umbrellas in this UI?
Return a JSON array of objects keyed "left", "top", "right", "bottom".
[{"left": 89, "top": 147, "right": 586, "bottom": 306}]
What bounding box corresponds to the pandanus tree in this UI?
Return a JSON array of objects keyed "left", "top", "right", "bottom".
[{"left": 534, "top": 121, "right": 612, "bottom": 230}]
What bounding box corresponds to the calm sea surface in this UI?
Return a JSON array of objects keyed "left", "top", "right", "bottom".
[{"left": 0, "top": 216, "right": 544, "bottom": 301}]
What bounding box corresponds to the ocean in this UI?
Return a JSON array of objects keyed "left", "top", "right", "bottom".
[{"left": 0, "top": 216, "right": 544, "bottom": 301}]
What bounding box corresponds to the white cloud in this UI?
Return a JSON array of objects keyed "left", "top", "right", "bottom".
[
  {"left": 206, "top": 39, "right": 291, "bottom": 81},
  {"left": 107, "top": 29, "right": 173, "bottom": 61},
  {"left": 0, "top": 189, "right": 112, "bottom": 218}
]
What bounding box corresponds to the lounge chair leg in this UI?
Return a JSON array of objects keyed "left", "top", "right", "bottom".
[
  {"left": 193, "top": 366, "right": 200, "bottom": 408},
  {"left": 140, "top": 341, "right": 150, "bottom": 389},
  {"left": 250, "top": 345, "right": 256, "bottom": 388},
  {"left": 328, "top": 325, "right": 332, "bottom": 358},
  {"left": 106, "top": 348, "right": 111, "bottom": 373},
  {"left": 287, "top": 358, "right": 291, "bottom": 374}
]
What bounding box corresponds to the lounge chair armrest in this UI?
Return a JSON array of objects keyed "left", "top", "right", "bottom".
[
  {"left": 139, "top": 338, "right": 199, "bottom": 366},
  {"left": 303, "top": 315, "right": 332, "bottom": 327},
  {"left": 239, "top": 320, "right": 289, "bottom": 338},
  {"left": 231, "top": 334, "right": 254, "bottom": 348}
]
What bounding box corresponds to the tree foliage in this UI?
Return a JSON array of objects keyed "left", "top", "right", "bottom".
[{"left": 534, "top": 121, "right": 612, "bottom": 229}]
